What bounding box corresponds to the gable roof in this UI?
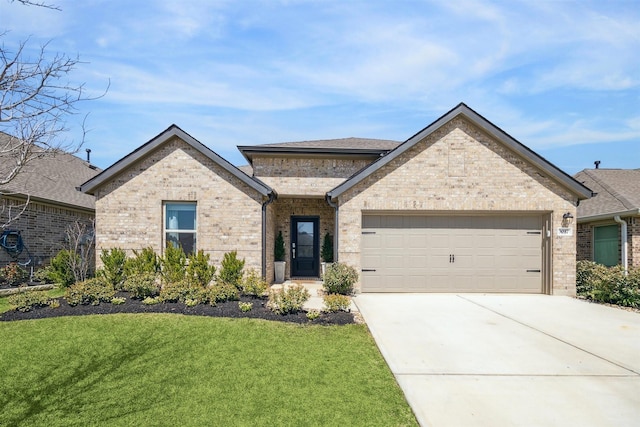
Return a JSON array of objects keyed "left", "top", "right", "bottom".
[
  {"left": 0, "top": 132, "right": 99, "bottom": 210},
  {"left": 327, "top": 103, "right": 593, "bottom": 201},
  {"left": 237, "top": 137, "right": 400, "bottom": 164},
  {"left": 574, "top": 169, "right": 640, "bottom": 221},
  {"left": 80, "top": 125, "right": 273, "bottom": 197}
]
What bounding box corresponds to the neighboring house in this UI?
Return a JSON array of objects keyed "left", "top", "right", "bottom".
[
  {"left": 0, "top": 132, "right": 100, "bottom": 268},
  {"left": 574, "top": 168, "right": 640, "bottom": 270},
  {"left": 81, "top": 103, "right": 591, "bottom": 295}
]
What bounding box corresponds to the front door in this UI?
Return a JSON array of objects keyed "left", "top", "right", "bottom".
[{"left": 291, "top": 216, "right": 319, "bottom": 277}]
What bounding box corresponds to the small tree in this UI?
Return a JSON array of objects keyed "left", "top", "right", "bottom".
[
  {"left": 321, "top": 232, "right": 333, "bottom": 263},
  {"left": 99, "top": 247, "right": 126, "bottom": 289},
  {"left": 218, "top": 250, "right": 245, "bottom": 289},
  {"left": 274, "top": 231, "right": 285, "bottom": 262},
  {"left": 161, "top": 244, "right": 187, "bottom": 284}
]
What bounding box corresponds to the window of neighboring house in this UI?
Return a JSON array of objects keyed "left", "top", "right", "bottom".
[
  {"left": 593, "top": 224, "right": 619, "bottom": 267},
  {"left": 165, "top": 202, "right": 196, "bottom": 254}
]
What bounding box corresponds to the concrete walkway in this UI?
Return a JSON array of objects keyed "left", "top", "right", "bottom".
[{"left": 354, "top": 294, "right": 640, "bottom": 427}]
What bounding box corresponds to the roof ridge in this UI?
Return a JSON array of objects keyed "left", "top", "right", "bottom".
[{"left": 583, "top": 169, "right": 636, "bottom": 210}]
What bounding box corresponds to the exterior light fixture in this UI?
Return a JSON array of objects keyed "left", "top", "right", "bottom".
[{"left": 562, "top": 212, "right": 574, "bottom": 227}]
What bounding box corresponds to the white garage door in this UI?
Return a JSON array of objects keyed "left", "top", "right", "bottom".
[{"left": 361, "top": 215, "right": 543, "bottom": 293}]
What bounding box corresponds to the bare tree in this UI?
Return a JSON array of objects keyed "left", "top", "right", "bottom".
[
  {"left": 0, "top": 1, "right": 107, "bottom": 227},
  {"left": 64, "top": 219, "right": 95, "bottom": 283}
]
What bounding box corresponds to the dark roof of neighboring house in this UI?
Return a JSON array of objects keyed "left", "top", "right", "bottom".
[
  {"left": 328, "top": 103, "right": 593, "bottom": 201},
  {"left": 574, "top": 169, "right": 640, "bottom": 221},
  {"left": 237, "top": 137, "right": 400, "bottom": 164},
  {"left": 80, "top": 124, "right": 273, "bottom": 197},
  {"left": 0, "top": 133, "right": 100, "bottom": 211}
]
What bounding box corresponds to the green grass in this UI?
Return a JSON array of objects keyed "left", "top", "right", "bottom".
[{"left": 0, "top": 314, "right": 417, "bottom": 426}]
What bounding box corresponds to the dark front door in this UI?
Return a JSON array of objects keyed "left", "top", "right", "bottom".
[{"left": 291, "top": 216, "right": 319, "bottom": 277}]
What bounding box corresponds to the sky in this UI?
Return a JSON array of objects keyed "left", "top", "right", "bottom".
[{"left": 1, "top": 0, "right": 639, "bottom": 175}]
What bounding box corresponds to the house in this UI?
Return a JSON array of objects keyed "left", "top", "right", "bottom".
[
  {"left": 80, "top": 103, "right": 592, "bottom": 295},
  {"left": 574, "top": 168, "right": 640, "bottom": 270},
  {"left": 0, "top": 132, "right": 100, "bottom": 268}
]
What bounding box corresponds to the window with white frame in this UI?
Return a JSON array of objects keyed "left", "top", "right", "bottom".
[{"left": 165, "top": 202, "right": 196, "bottom": 254}]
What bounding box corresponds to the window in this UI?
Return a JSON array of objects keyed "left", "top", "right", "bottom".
[
  {"left": 165, "top": 202, "right": 196, "bottom": 254},
  {"left": 594, "top": 224, "right": 618, "bottom": 267}
]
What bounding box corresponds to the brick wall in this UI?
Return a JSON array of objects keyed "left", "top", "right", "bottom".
[
  {"left": 576, "top": 222, "right": 591, "bottom": 262},
  {"left": 627, "top": 217, "right": 640, "bottom": 268},
  {"left": 337, "top": 117, "right": 579, "bottom": 295},
  {"left": 0, "top": 196, "right": 94, "bottom": 269},
  {"left": 93, "top": 137, "right": 264, "bottom": 272}
]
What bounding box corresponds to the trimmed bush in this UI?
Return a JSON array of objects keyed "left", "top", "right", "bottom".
[
  {"left": 123, "top": 273, "right": 160, "bottom": 299},
  {"left": 124, "top": 247, "right": 160, "bottom": 277},
  {"left": 7, "top": 290, "right": 54, "bottom": 312},
  {"left": 65, "top": 278, "right": 115, "bottom": 306},
  {"left": 218, "top": 250, "right": 245, "bottom": 289},
  {"left": 159, "top": 280, "right": 206, "bottom": 304},
  {"left": 321, "top": 232, "right": 333, "bottom": 263},
  {"left": 267, "top": 284, "right": 310, "bottom": 315},
  {"left": 241, "top": 269, "right": 268, "bottom": 297},
  {"left": 322, "top": 262, "right": 358, "bottom": 295},
  {"left": 323, "top": 293, "right": 351, "bottom": 312},
  {"left": 576, "top": 261, "right": 640, "bottom": 308},
  {"left": 48, "top": 249, "right": 79, "bottom": 287},
  {"left": 187, "top": 250, "right": 216, "bottom": 286},
  {"left": 99, "top": 248, "right": 127, "bottom": 289},
  {"left": 207, "top": 282, "right": 240, "bottom": 304},
  {"left": 161, "top": 244, "right": 187, "bottom": 284},
  {"left": 274, "top": 231, "right": 285, "bottom": 262},
  {"left": 0, "top": 263, "right": 29, "bottom": 286}
]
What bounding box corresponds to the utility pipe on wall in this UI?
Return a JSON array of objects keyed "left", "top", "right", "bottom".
[
  {"left": 325, "top": 195, "right": 339, "bottom": 262},
  {"left": 614, "top": 215, "right": 628, "bottom": 275},
  {"left": 261, "top": 193, "right": 276, "bottom": 279}
]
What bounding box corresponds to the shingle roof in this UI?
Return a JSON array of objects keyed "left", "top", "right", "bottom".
[
  {"left": 253, "top": 137, "right": 400, "bottom": 150},
  {"left": 574, "top": 169, "right": 640, "bottom": 220},
  {"left": 0, "top": 132, "right": 99, "bottom": 210}
]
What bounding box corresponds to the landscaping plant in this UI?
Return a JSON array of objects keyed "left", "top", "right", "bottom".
[
  {"left": 7, "top": 290, "right": 54, "bottom": 312},
  {"left": 124, "top": 247, "right": 160, "bottom": 277},
  {"left": 48, "top": 249, "right": 80, "bottom": 287},
  {"left": 0, "top": 263, "right": 28, "bottom": 286},
  {"left": 206, "top": 282, "right": 239, "bottom": 304},
  {"left": 122, "top": 272, "right": 160, "bottom": 299},
  {"left": 576, "top": 260, "right": 640, "bottom": 308},
  {"left": 159, "top": 279, "right": 206, "bottom": 304},
  {"left": 321, "top": 232, "right": 333, "bottom": 263},
  {"left": 323, "top": 293, "right": 351, "bottom": 312},
  {"left": 64, "top": 278, "right": 115, "bottom": 306},
  {"left": 267, "top": 284, "right": 310, "bottom": 315},
  {"left": 186, "top": 250, "right": 216, "bottom": 286},
  {"left": 322, "top": 262, "right": 358, "bottom": 295},
  {"left": 98, "top": 248, "right": 127, "bottom": 289},
  {"left": 218, "top": 250, "right": 245, "bottom": 289},
  {"left": 241, "top": 268, "right": 269, "bottom": 297},
  {"left": 161, "top": 244, "right": 187, "bottom": 284},
  {"left": 274, "top": 231, "right": 285, "bottom": 262}
]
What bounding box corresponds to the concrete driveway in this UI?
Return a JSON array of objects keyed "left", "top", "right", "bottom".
[{"left": 354, "top": 294, "right": 640, "bottom": 427}]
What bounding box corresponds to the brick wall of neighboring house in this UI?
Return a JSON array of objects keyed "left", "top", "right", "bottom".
[
  {"left": 92, "top": 137, "right": 264, "bottom": 272},
  {"left": 269, "top": 197, "right": 335, "bottom": 280},
  {"left": 253, "top": 157, "right": 373, "bottom": 196},
  {"left": 576, "top": 222, "right": 591, "bottom": 262},
  {"left": 337, "top": 117, "right": 580, "bottom": 295},
  {"left": 629, "top": 216, "right": 640, "bottom": 268},
  {"left": 0, "top": 196, "right": 94, "bottom": 269}
]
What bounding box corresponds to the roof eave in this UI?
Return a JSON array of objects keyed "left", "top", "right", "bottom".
[
  {"left": 578, "top": 209, "right": 640, "bottom": 223},
  {"left": 329, "top": 103, "right": 593, "bottom": 201}
]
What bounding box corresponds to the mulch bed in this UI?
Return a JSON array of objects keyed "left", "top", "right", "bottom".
[{"left": 0, "top": 291, "right": 355, "bottom": 325}]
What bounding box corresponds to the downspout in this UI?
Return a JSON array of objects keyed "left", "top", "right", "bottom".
[
  {"left": 613, "top": 216, "right": 628, "bottom": 275},
  {"left": 261, "top": 192, "right": 276, "bottom": 278},
  {"left": 325, "top": 194, "right": 339, "bottom": 262}
]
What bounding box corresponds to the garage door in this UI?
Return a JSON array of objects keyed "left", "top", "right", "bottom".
[{"left": 361, "top": 215, "right": 543, "bottom": 293}]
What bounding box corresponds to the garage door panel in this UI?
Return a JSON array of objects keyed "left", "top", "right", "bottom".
[{"left": 362, "top": 214, "right": 543, "bottom": 293}]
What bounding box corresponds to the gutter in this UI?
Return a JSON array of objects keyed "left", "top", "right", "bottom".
[
  {"left": 576, "top": 209, "right": 640, "bottom": 224},
  {"left": 614, "top": 216, "right": 628, "bottom": 275},
  {"left": 325, "top": 194, "right": 339, "bottom": 262},
  {"left": 261, "top": 192, "right": 277, "bottom": 279}
]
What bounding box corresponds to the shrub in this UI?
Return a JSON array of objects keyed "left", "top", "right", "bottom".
[
  {"left": 267, "top": 284, "right": 310, "bottom": 315},
  {"left": 7, "top": 290, "right": 53, "bottom": 312},
  {"left": 48, "top": 249, "right": 79, "bottom": 287},
  {"left": 218, "top": 251, "right": 245, "bottom": 289},
  {"left": 0, "top": 263, "right": 28, "bottom": 286},
  {"left": 186, "top": 250, "right": 216, "bottom": 286},
  {"left": 111, "top": 296, "right": 126, "bottom": 305},
  {"left": 241, "top": 269, "right": 268, "bottom": 297},
  {"left": 33, "top": 267, "right": 55, "bottom": 284},
  {"left": 161, "top": 244, "right": 187, "bottom": 284},
  {"left": 65, "top": 278, "right": 115, "bottom": 306},
  {"left": 576, "top": 261, "right": 640, "bottom": 308},
  {"left": 306, "top": 309, "right": 320, "bottom": 320},
  {"left": 99, "top": 248, "right": 127, "bottom": 289},
  {"left": 142, "top": 296, "right": 161, "bottom": 305},
  {"left": 274, "top": 231, "right": 285, "bottom": 262},
  {"left": 160, "top": 280, "right": 206, "bottom": 304},
  {"left": 238, "top": 301, "right": 253, "bottom": 312},
  {"left": 323, "top": 293, "right": 351, "bottom": 312},
  {"left": 207, "top": 282, "right": 239, "bottom": 304},
  {"left": 322, "top": 262, "right": 358, "bottom": 295},
  {"left": 49, "top": 299, "right": 60, "bottom": 309},
  {"left": 185, "top": 298, "right": 199, "bottom": 307},
  {"left": 123, "top": 273, "right": 160, "bottom": 299},
  {"left": 321, "top": 232, "right": 333, "bottom": 263},
  {"left": 124, "top": 247, "right": 160, "bottom": 277}
]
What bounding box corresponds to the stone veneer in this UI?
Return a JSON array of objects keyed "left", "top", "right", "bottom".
[
  {"left": 336, "top": 117, "right": 580, "bottom": 295},
  {"left": 92, "top": 137, "right": 265, "bottom": 271},
  {"left": 0, "top": 196, "right": 94, "bottom": 268}
]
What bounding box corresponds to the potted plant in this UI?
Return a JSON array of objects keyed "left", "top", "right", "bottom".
[
  {"left": 274, "top": 231, "right": 286, "bottom": 283},
  {"left": 320, "top": 232, "right": 333, "bottom": 277}
]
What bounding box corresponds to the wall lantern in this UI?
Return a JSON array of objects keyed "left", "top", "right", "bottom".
[{"left": 562, "top": 212, "right": 574, "bottom": 227}]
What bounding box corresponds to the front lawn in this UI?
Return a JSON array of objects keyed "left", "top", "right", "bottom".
[{"left": 0, "top": 314, "right": 417, "bottom": 426}]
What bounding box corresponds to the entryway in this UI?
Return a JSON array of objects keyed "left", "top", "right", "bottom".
[{"left": 290, "top": 216, "right": 319, "bottom": 277}]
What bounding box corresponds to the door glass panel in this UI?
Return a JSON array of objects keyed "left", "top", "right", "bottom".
[{"left": 297, "top": 221, "right": 314, "bottom": 258}]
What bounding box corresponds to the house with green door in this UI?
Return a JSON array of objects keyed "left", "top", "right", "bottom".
[{"left": 574, "top": 168, "right": 640, "bottom": 270}]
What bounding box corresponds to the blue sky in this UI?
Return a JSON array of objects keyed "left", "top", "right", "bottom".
[{"left": 1, "top": 0, "right": 639, "bottom": 174}]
